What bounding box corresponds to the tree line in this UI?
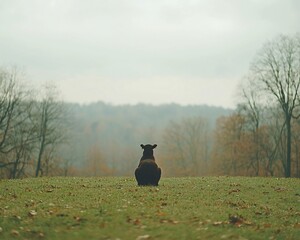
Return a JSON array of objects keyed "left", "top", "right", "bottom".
[{"left": 1, "top": 33, "right": 299, "bottom": 178}]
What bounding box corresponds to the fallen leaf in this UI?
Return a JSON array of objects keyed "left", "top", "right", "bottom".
[
  {"left": 156, "top": 211, "right": 166, "bottom": 216},
  {"left": 136, "top": 235, "right": 150, "bottom": 240},
  {"left": 133, "top": 219, "right": 141, "bottom": 225},
  {"left": 11, "top": 229, "right": 19, "bottom": 236},
  {"left": 294, "top": 223, "right": 300, "bottom": 229},
  {"left": 13, "top": 215, "right": 21, "bottom": 220},
  {"left": 228, "top": 214, "right": 245, "bottom": 227},
  {"left": 126, "top": 216, "right": 141, "bottom": 225},
  {"left": 274, "top": 187, "right": 286, "bottom": 192},
  {"left": 74, "top": 216, "right": 81, "bottom": 222},
  {"left": 47, "top": 210, "right": 54, "bottom": 215},
  {"left": 263, "top": 223, "right": 272, "bottom": 228},
  {"left": 221, "top": 234, "right": 248, "bottom": 240},
  {"left": 159, "top": 219, "right": 179, "bottom": 224},
  {"left": 213, "top": 221, "right": 223, "bottom": 226},
  {"left": 25, "top": 200, "right": 35, "bottom": 207},
  {"left": 28, "top": 210, "right": 37, "bottom": 217},
  {"left": 126, "top": 216, "right": 132, "bottom": 223},
  {"left": 229, "top": 189, "right": 241, "bottom": 194}
]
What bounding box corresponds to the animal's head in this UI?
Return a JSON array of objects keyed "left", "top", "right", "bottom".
[{"left": 140, "top": 144, "right": 157, "bottom": 157}]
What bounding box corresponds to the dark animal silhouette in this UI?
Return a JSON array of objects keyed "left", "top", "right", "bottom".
[{"left": 135, "top": 144, "right": 161, "bottom": 186}]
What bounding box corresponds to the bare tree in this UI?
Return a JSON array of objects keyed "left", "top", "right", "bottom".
[
  {"left": 239, "top": 80, "right": 263, "bottom": 175},
  {"left": 8, "top": 100, "right": 36, "bottom": 178},
  {"left": 211, "top": 114, "right": 248, "bottom": 176},
  {"left": 249, "top": 34, "right": 300, "bottom": 177},
  {"left": 33, "top": 84, "right": 68, "bottom": 177},
  {"left": 0, "top": 67, "right": 35, "bottom": 178},
  {"left": 0, "top": 68, "right": 21, "bottom": 156},
  {"left": 162, "top": 117, "right": 211, "bottom": 176}
]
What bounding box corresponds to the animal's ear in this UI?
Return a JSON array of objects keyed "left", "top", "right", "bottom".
[
  {"left": 140, "top": 144, "right": 145, "bottom": 149},
  {"left": 152, "top": 144, "right": 157, "bottom": 149}
]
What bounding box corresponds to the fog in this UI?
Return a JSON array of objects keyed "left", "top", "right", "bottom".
[{"left": 1, "top": 0, "right": 299, "bottom": 107}]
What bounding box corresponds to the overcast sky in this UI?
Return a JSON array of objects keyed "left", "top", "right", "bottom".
[{"left": 0, "top": 0, "right": 299, "bottom": 108}]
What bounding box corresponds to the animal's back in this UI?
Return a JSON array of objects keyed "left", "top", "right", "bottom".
[
  {"left": 139, "top": 159, "right": 158, "bottom": 172},
  {"left": 136, "top": 159, "right": 160, "bottom": 186}
]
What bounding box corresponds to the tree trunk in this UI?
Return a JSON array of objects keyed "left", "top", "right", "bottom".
[
  {"left": 286, "top": 117, "right": 292, "bottom": 178},
  {"left": 35, "top": 136, "right": 45, "bottom": 177},
  {"left": 295, "top": 143, "right": 299, "bottom": 178},
  {"left": 11, "top": 161, "right": 18, "bottom": 179},
  {"left": 35, "top": 104, "right": 47, "bottom": 177}
]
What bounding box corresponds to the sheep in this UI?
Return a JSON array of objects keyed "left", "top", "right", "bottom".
[{"left": 134, "top": 144, "right": 161, "bottom": 186}]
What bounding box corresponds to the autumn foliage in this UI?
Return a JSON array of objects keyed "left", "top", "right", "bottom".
[{"left": 210, "top": 112, "right": 300, "bottom": 177}]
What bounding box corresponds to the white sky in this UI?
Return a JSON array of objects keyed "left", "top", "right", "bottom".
[{"left": 0, "top": 0, "right": 299, "bottom": 108}]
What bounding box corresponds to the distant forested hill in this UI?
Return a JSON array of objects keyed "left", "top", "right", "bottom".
[
  {"left": 64, "top": 102, "right": 232, "bottom": 174},
  {"left": 70, "top": 101, "right": 232, "bottom": 129}
]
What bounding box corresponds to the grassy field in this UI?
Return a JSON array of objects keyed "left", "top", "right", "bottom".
[{"left": 0, "top": 176, "right": 299, "bottom": 240}]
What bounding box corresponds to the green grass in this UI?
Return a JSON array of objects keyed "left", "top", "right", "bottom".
[{"left": 0, "top": 176, "right": 299, "bottom": 240}]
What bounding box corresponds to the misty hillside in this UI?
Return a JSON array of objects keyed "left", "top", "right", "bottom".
[
  {"left": 71, "top": 101, "right": 232, "bottom": 128},
  {"left": 66, "top": 102, "right": 232, "bottom": 171}
]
